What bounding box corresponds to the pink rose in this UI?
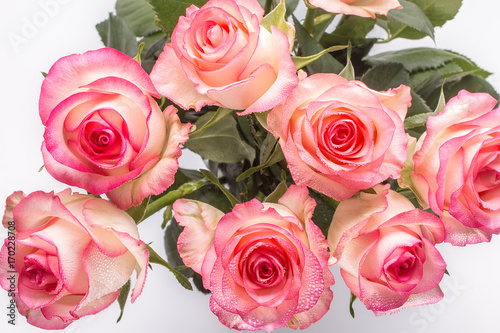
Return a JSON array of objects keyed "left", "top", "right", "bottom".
[
  {"left": 0, "top": 190, "right": 148, "bottom": 329},
  {"left": 308, "top": 0, "right": 402, "bottom": 18},
  {"left": 150, "top": 0, "right": 298, "bottom": 115},
  {"left": 328, "top": 184, "right": 446, "bottom": 315},
  {"left": 409, "top": 90, "right": 500, "bottom": 245},
  {"left": 268, "top": 73, "right": 410, "bottom": 201},
  {"left": 40, "top": 48, "right": 191, "bottom": 210},
  {"left": 173, "top": 186, "right": 334, "bottom": 331}
]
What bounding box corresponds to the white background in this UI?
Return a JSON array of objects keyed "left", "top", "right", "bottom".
[{"left": 1, "top": 1, "right": 500, "bottom": 333}]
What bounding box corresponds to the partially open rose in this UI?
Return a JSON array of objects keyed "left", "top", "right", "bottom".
[
  {"left": 40, "top": 48, "right": 190, "bottom": 209},
  {"left": 173, "top": 186, "right": 334, "bottom": 331},
  {"left": 308, "top": 0, "right": 402, "bottom": 18},
  {"left": 268, "top": 73, "right": 410, "bottom": 201},
  {"left": 328, "top": 184, "right": 446, "bottom": 315},
  {"left": 0, "top": 190, "right": 148, "bottom": 329},
  {"left": 150, "top": 0, "right": 298, "bottom": 115},
  {"left": 408, "top": 90, "right": 500, "bottom": 245}
]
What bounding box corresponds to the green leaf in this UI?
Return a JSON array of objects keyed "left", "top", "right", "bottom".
[
  {"left": 397, "top": 188, "right": 417, "bottom": 201},
  {"left": 364, "top": 47, "right": 475, "bottom": 73},
  {"left": 189, "top": 108, "right": 234, "bottom": 136},
  {"left": 434, "top": 84, "right": 446, "bottom": 114},
  {"left": 338, "top": 43, "right": 355, "bottom": 81},
  {"left": 387, "top": 0, "right": 435, "bottom": 40},
  {"left": 164, "top": 218, "right": 194, "bottom": 278},
  {"left": 161, "top": 205, "right": 173, "bottom": 229},
  {"left": 404, "top": 111, "right": 435, "bottom": 130},
  {"left": 261, "top": 0, "right": 294, "bottom": 41},
  {"left": 236, "top": 141, "right": 284, "bottom": 181},
  {"left": 404, "top": 85, "right": 444, "bottom": 130},
  {"left": 116, "top": 0, "right": 160, "bottom": 37},
  {"left": 292, "top": 45, "right": 348, "bottom": 70},
  {"left": 285, "top": 0, "right": 300, "bottom": 17},
  {"left": 192, "top": 273, "right": 211, "bottom": 294},
  {"left": 144, "top": 178, "right": 210, "bottom": 220},
  {"left": 148, "top": 0, "right": 209, "bottom": 36},
  {"left": 41, "top": 72, "right": 47, "bottom": 78},
  {"left": 349, "top": 292, "right": 357, "bottom": 318},
  {"left": 133, "top": 42, "right": 145, "bottom": 64},
  {"left": 386, "top": 0, "right": 462, "bottom": 40},
  {"left": 139, "top": 32, "right": 167, "bottom": 73},
  {"left": 200, "top": 169, "right": 241, "bottom": 207},
  {"left": 125, "top": 195, "right": 150, "bottom": 224},
  {"left": 185, "top": 111, "right": 256, "bottom": 163},
  {"left": 116, "top": 280, "right": 131, "bottom": 323},
  {"left": 254, "top": 110, "right": 271, "bottom": 130},
  {"left": 320, "top": 16, "right": 376, "bottom": 47},
  {"left": 413, "top": 0, "right": 462, "bottom": 27},
  {"left": 264, "top": 170, "right": 288, "bottom": 203},
  {"left": 311, "top": 12, "right": 335, "bottom": 42},
  {"left": 96, "top": 13, "right": 138, "bottom": 57},
  {"left": 361, "top": 63, "right": 410, "bottom": 91},
  {"left": 427, "top": 74, "right": 500, "bottom": 108},
  {"left": 293, "top": 15, "right": 344, "bottom": 74},
  {"left": 146, "top": 243, "right": 193, "bottom": 290},
  {"left": 407, "top": 90, "right": 432, "bottom": 118},
  {"left": 164, "top": 219, "right": 209, "bottom": 294},
  {"left": 309, "top": 189, "right": 337, "bottom": 237}
]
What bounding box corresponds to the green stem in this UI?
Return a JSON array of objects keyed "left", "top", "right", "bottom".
[
  {"left": 303, "top": 7, "right": 317, "bottom": 32},
  {"left": 143, "top": 178, "right": 210, "bottom": 220}
]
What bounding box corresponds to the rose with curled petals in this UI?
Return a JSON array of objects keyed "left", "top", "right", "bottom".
[
  {"left": 173, "top": 185, "right": 334, "bottom": 331},
  {"left": 328, "top": 184, "right": 447, "bottom": 315},
  {"left": 407, "top": 90, "right": 500, "bottom": 245},
  {"left": 40, "top": 48, "right": 190, "bottom": 210},
  {"left": 0, "top": 190, "right": 148, "bottom": 329},
  {"left": 268, "top": 73, "right": 410, "bottom": 201},
  {"left": 150, "top": 0, "right": 298, "bottom": 115}
]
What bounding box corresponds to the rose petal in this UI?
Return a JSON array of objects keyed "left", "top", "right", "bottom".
[
  {"left": 174, "top": 199, "right": 224, "bottom": 274},
  {"left": 40, "top": 48, "right": 159, "bottom": 125},
  {"left": 150, "top": 44, "right": 216, "bottom": 111}
]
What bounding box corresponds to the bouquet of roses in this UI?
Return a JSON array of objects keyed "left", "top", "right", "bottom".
[{"left": 2, "top": 0, "right": 499, "bottom": 331}]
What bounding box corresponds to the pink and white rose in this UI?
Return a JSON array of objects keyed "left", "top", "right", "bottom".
[
  {"left": 328, "top": 184, "right": 446, "bottom": 315},
  {"left": 308, "top": 0, "right": 402, "bottom": 18},
  {"left": 408, "top": 90, "right": 500, "bottom": 245},
  {"left": 173, "top": 186, "right": 334, "bottom": 331},
  {"left": 268, "top": 73, "right": 410, "bottom": 201},
  {"left": 40, "top": 48, "right": 190, "bottom": 210},
  {"left": 150, "top": 0, "right": 298, "bottom": 115},
  {"left": 0, "top": 190, "right": 148, "bottom": 329}
]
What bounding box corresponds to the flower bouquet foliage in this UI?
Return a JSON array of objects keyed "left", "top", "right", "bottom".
[{"left": 2, "top": 0, "right": 500, "bottom": 331}]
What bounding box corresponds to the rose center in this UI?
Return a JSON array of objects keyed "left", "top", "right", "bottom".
[
  {"left": 24, "top": 263, "right": 58, "bottom": 293},
  {"left": 319, "top": 115, "right": 366, "bottom": 159},
  {"left": 243, "top": 243, "right": 287, "bottom": 288},
  {"left": 90, "top": 129, "right": 113, "bottom": 147},
  {"left": 206, "top": 23, "right": 225, "bottom": 47},
  {"left": 79, "top": 118, "right": 123, "bottom": 160},
  {"left": 328, "top": 121, "right": 355, "bottom": 146}
]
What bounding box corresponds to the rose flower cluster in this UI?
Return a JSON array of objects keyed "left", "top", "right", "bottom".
[{"left": 2, "top": 0, "right": 499, "bottom": 331}]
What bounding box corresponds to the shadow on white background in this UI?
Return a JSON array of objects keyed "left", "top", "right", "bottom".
[{"left": 0, "top": 1, "right": 499, "bottom": 332}]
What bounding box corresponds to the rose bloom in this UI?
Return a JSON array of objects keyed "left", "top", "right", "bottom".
[
  {"left": 308, "top": 0, "right": 402, "bottom": 18},
  {"left": 268, "top": 73, "right": 410, "bottom": 201},
  {"left": 0, "top": 190, "right": 148, "bottom": 329},
  {"left": 173, "top": 185, "right": 334, "bottom": 331},
  {"left": 328, "top": 184, "right": 446, "bottom": 315},
  {"left": 150, "top": 0, "right": 298, "bottom": 115},
  {"left": 408, "top": 90, "right": 500, "bottom": 245},
  {"left": 40, "top": 48, "right": 190, "bottom": 210}
]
